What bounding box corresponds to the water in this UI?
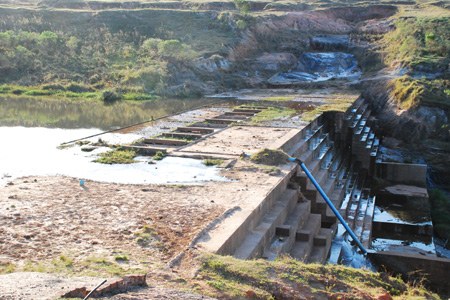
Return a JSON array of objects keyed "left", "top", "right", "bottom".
[
  {"left": 0, "top": 96, "right": 213, "bottom": 130},
  {"left": 0, "top": 96, "right": 228, "bottom": 185}
]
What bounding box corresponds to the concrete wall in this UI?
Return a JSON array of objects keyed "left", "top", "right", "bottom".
[
  {"left": 368, "top": 251, "right": 450, "bottom": 294},
  {"left": 375, "top": 162, "right": 427, "bottom": 187}
]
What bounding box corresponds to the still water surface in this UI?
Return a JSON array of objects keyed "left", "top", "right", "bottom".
[{"left": 0, "top": 97, "right": 226, "bottom": 184}]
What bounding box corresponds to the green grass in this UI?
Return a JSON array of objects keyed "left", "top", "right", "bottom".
[
  {"left": 251, "top": 107, "right": 296, "bottom": 123},
  {"left": 133, "top": 224, "right": 163, "bottom": 249},
  {"left": 203, "top": 159, "right": 224, "bottom": 166},
  {"left": 388, "top": 77, "right": 449, "bottom": 109},
  {"left": 263, "top": 96, "right": 296, "bottom": 102},
  {"left": 114, "top": 254, "right": 129, "bottom": 262},
  {"left": 301, "top": 97, "right": 355, "bottom": 122},
  {"left": 0, "top": 262, "right": 16, "bottom": 274},
  {"left": 17, "top": 253, "right": 145, "bottom": 277},
  {"left": 250, "top": 148, "right": 289, "bottom": 166},
  {"left": 429, "top": 189, "right": 450, "bottom": 242},
  {"left": 94, "top": 149, "right": 137, "bottom": 164},
  {"left": 153, "top": 151, "right": 167, "bottom": 161},
  {"left": 199, "top": 254, "right": 439, "bottom": 299}
]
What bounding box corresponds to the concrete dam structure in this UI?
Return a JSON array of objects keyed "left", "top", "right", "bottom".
[
  {"left": 120, "top": 90, "right": 449, "bottom": 292},
  {"left": 185, "top": 96, "right": 450, "bottom": 293}
]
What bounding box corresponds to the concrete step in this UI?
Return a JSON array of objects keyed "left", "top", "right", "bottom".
[
  {"left": 290, "top": 214, "right": 322, "bottom": 261},
  {"left": 121, "top": 145, "right": 168, "bottom": 155},
  {"left": 191, "top": 122, "right": 228, "bottom": 129},
  {"left": 328, "top": 224, "right": 346, "bottom": 264},
  {"left": 308, "top": 228, "right": 334, "bottom": 263},
  {"left": 205, "top": 118, "right": 239, "bottom": 124},
  {"left": 143, "top": 138, "right": 189, "bottom": 146},
  {"left": 264, "top": 201, "right": 311, "bottom": 260},
  {"left": 362, "top": 195, "right": 376, "bottom": 248},
  {"left": 176, "top": 127, "right": 215, "bottom": 134},
  {"left": 233, "top": 108, "right": 263, "bottom": 113},
  {"left": 212, "top": 114, "right": 249, "bottom": 120},
  {"left": 288, "top": 125, "right": 324, "bottom": 157},
  {"left": 224, "top": 111, "right": 256, "bottom": 116},
  {"left": 161, "top": 132, "right": 203, "bottom": 140},
  {"left": 233, "top": 189, "right": 298, "bottom": 260}
]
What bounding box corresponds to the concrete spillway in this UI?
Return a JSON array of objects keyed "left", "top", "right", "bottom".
[{"left": 193, "top": 96, "right": 450, "bottom": 293}]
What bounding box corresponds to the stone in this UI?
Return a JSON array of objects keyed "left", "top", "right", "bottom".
[{"left": 255, "top": 52, "right": 298, "bottom": 71}]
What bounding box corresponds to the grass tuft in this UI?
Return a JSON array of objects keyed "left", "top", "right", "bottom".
[
  {"left": 203, "top": 159, "right": 224, "bottom": 166},
  {"left": 94, "top": 149, "right": 137, "bottom": 164}
]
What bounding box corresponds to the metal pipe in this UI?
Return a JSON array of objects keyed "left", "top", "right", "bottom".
[
  {"left": 288, "top": 157, "right": 368, "bottom": 254},
  {"left": 83, "top": 279, "right": 107, "bottom": 300}
]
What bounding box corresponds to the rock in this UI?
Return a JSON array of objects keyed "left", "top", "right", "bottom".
[
  {"left": 376, "top": 292, "right": 393, "bottom": 300},
  {"left": 80, "top": 146, "right": 97, "bottom": 152},
  {"left": 310, "top": 35, "right": 349, "bottom": 50},
  {"left": 255, "top": 52, "right": 297, "bottom": 71},
  {"left": 268, "top": 52, "right": 361, "bottom": 85},
  {"left": 194, "top": 55, "right": 230, "bottom": 73}
]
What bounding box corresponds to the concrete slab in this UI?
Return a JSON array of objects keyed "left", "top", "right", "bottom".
[{"left": 175, "top": 126, "right": 302, "bottom": 158}]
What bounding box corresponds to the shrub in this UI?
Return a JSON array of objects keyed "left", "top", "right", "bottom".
[
  {"left": 94, "top": 149, "right": 136, "bottom": 164},
  {"left": 234, "top": 0, "right": 250, "bottom": 14},
  {"left": 101, "top": 90, "right": 121, "bottom": 104},
  {"left": 65, "top": 82, "right": 93, "bottom": 93},
  {"left": 41, "top": 83, "right": 66, "bottom": 91}
]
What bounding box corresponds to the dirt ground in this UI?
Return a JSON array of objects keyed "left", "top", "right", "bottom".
[{"left": 0, "top": 158, "right": 288, "bottom": 299}]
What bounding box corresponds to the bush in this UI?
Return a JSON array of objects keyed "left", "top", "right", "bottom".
[
  {"left": 41, "top": 83, "right": 66, "bottom": 91},
  {"left": 24, "top": 89, "right": 53, "bottom": 96},
  {"left": 101, "top": 90, "right": 121, "bottom": 104},
  {"left": 66, "top": 82, "right": 94, "bottom": 93},
  {"left": 234, "top": 0, "right": 250, "bottom": 14}
]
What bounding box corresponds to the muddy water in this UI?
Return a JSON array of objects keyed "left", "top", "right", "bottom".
[
  {"left": 0, "top": 96, "right": 228, "bottom": 185},
  {"left": 0, "top": 96, "right": 214, "bottom": 130}
]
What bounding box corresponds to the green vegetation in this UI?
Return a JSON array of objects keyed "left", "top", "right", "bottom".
[
  {"left": 0, "top": 262, "right": 15, "bottom": 274},
  {"left": 263, "top": 95, "right": 296, "bottom": 102},
  {"left": 152, "top": 151, "right": 167, "bottom": 161},
  {"left": 16, "top": 254, "right": 143, "bottom": 277},
  {"left": 233, "top": 0, "right": 250, "bottom": 14},
  {"left": 199, "top": 254, "right": 438, "bottom": 299},
  {"left": 429, "top": 189, "right": 450, "bottom": 242},
  {"left": 94, "top": 149, "right": 137, "bottom": 164},
  {"left": 114, "top": 254, "right": 129, "bottom": 262},
  {"left": 388, "top": 77, "right": 449, "bottom": 109},
  {"left": 301, "top": 97, "right": 355, "bottom": 122},
  {"left": 382, "top": 17, "right": 450, "bottom": 109},
  {"left": 250, "top": 148, "right": 289, "bottom": 166},
  {"left": 251, "top": 107, "right": 296, "bottom": 123},
  {"left": 203, "top": 159, "right": 224, "bottom": 166},
  {"left": 0, "top": 8, "right": 238, "bottom": 98},
  {"left": 383, "top": 17, "right": 449, "bottom": 68},
  {"left": 134, "top": 224, "right": 163, "bottom": 249}
]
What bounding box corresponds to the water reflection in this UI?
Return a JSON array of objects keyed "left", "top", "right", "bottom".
[
  {"left": 0, "top": 127, "right": 228, "bottom": 185},
  {"left": 0, "top": 96, "right": 214, "bottom": 130}
]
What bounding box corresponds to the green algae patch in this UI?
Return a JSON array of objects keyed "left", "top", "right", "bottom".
[
  {"left": 250, "top": 148, "right": 290, "bottom": 166},
  {"left": 198, "top": 254, "right": 439, "bottom": 300},
  {"left": 94, "top": 149, "right": 137, "bottom": 164}
]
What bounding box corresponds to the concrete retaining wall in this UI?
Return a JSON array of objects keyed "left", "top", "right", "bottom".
[
  {"left": 375, "top": 162, "right": 427, "bottom": 187},
  {"left": 368, "top": 251, "right": 450, "bottom": 294},
  {"left": 216, "top": 165, "right": 297, "bottom": 255}
]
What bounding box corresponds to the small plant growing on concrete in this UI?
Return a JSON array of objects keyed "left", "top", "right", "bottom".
[
  {"left": 250, "top": 148, "right": 289, "bottom": 166},
  {"left": 203, "top": 159, "right": 224, "bottom": 166},
  {"left": 94, "top": 149, "right": 137, "bottom": 164}
]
